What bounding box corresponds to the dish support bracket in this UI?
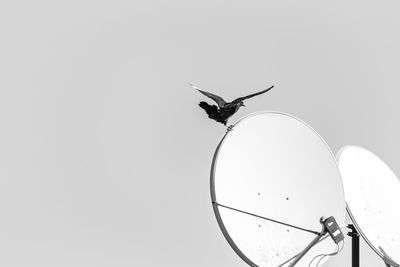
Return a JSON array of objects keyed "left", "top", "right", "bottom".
[{"left": 347, "top": 224, "right": 360, "bottom": 267}]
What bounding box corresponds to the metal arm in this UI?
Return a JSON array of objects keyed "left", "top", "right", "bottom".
[{"left": 288, "top": 220, "right": 327, "bottom": 267}]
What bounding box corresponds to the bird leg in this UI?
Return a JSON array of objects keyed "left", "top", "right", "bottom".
[{"left": 226, "top": 125, "right": 234, "bottom": 132}]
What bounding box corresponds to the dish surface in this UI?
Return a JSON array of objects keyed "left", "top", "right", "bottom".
[
  {"left": 338, "top": 146, "right": 400, "bottom": 266},
  {"left": 211, "top": 111, "right": 345, "bottom": 267}
]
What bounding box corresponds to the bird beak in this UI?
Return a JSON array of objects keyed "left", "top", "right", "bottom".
[{"left": 242, "top": 104, "right": 246, "bottom": 107}]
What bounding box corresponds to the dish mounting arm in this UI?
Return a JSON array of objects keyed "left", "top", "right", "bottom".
[
  {"left": 288, "top": 219, "right": 327, "bottom": 267},
  {"left": 285, "top": 216, "right": 344, "bottom": 267}
]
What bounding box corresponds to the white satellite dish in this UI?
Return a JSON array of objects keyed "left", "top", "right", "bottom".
[
  {"left": 211, "top": 112, "right": 346, "bottom": 267},
  {"left": 337, "top": 146, "right": 400, "bottom": 267}
]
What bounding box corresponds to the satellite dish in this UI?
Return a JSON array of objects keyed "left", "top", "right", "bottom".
[
  {"left": 211, "top": 111, "right": 346, "bottom": 267},
  {"left": 337, "top": 146, "right": 400, "bottom": 267}
]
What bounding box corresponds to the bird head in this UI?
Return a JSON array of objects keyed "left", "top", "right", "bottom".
[{"left": 239, "top": 101, "right": 245, "bottom": 107}]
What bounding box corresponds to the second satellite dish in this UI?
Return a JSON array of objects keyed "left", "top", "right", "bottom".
[
  {"left": 211, "top": 112, "right": 345, "bottom": 267},
  {"left": 338, "top": 146, "right": 400, "bottom": 266}
]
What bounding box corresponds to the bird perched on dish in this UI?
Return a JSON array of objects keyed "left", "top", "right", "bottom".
[{"left": 191, "top": 83, "right": 274, "bottom": 128}]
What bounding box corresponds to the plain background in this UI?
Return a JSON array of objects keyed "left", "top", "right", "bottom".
[{"left": 0, "top": 0, "right": 399, "bottom": 266}]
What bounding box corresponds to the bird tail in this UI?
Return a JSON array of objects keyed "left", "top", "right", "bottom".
[{"left": 199, "top": 101, "right": 218, "bottom": 117}]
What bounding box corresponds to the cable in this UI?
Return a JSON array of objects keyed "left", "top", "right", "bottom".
[
  {"left": 316, "top": 241, "right": 344, "bottom": 267},
  {"left": 307, "top": 240, "right": 344, "bottom": 267},
  {"left": 310, "top": 224, "right": 347, "bottom": 267},
  {"left": 279, "top": 223, "right": 348, "bottom": 266},
  {"left": 278, "top": 234, "right": 330, "bottom": 266},
  {"left": 307, "top": 244, "right": 337, "bottom": 267},
  {"left": 314, "top": 226, "right": 346, "bottom": 267}
]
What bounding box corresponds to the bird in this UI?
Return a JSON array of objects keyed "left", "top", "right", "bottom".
[{"left": 191, "top": 83, "right": 274, "bottom": 127}]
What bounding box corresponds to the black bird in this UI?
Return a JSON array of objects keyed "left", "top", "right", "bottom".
[{"left": 191, "top": 83, "right": 274, "bottom": 126}]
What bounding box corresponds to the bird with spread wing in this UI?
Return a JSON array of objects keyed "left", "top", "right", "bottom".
[{"left": 191, "top": 83, "right": 274, "bottom": 127}]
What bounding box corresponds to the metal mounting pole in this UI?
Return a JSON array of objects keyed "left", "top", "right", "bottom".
[{"left": 347, "top": 224, "right": 360, "bottom": 267}]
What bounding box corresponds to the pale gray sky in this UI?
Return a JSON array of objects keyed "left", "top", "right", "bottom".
[{"left": 0, "top": 0, "right": 400, "bottom": 266}]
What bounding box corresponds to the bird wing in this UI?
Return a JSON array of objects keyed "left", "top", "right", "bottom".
[
  {"left": 233, "top": 85, "right": 274, "bottom": 102},
  {"left": 190, "top": 83, "right": 226, "bottom": 108}
]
